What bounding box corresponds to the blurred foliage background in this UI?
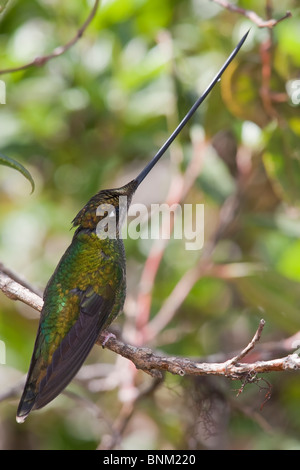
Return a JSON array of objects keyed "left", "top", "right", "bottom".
[{"left": 0, "top": 0, "right": 300, "bottom": 450}]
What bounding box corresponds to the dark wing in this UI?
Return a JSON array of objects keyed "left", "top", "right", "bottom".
[{"left": 34, "top": 287, "right": 115, "bottom": 410}]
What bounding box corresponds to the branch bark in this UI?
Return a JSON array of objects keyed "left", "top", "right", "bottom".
[
  {"left": 211, "top": 0, "right": 292, "bottom": 28},
  {"left": 1, "top": 266, "right": 300, "bottom": 385},
  {"left": 0, "top": 270, "right": 43, "bottom": 312},
  {"left": 98, "top": 325, "right": 300, "bottom": 381}
]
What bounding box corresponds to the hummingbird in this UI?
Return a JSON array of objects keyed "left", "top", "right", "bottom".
[{"left": 16, "top": 31, "right": 248, "bottom": 423}]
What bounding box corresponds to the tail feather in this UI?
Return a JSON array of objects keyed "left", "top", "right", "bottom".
[
  {"left": 16, "top": 382, "right": 37, "bottom": 423},
  {"left": 16, "top": 292, "right": 113, "bottom": 422}
]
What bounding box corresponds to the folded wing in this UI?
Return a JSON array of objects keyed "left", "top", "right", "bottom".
[{"left": 34, "top": 287, "right": 114, "bottom": 409}]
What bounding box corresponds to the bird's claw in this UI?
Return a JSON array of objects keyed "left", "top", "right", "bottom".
[{"left": 100, "top": 331, "right": 116, "bottom": 347}]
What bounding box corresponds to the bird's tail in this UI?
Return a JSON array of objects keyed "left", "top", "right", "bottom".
[{"left": 16, "top": 380, "right": 37, "bottom": 423}]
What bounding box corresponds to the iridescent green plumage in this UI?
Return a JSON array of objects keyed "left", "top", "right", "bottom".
[
  {"left": 16, "top": 32, "right": 248, "bottom": 422},
  {"left": 16, "top": 182, "right": 136, "bottom": 422}
]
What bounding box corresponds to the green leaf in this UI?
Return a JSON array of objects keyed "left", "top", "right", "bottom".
[
  {"left": 0, "top": 152, "right": 35, "bottom": 193},
  {"left": 262, "top": 126, "right": 300, "bottom": 205},
  {"left": 276, "top": 240, "right": 300, "bottom": 282}
]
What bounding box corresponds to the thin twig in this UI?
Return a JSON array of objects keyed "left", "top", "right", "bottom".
[
  {"left": 0, "top": 0, "right": 100, "bottom": 76},
  {"left": 225, "top": 319, "right": 266, "bottom": 366},
  {"left": 211, "top": 0, "right": 292, "bottom": 28},
  {"left": 258, "top": 1, "right": 289, "bottom": 121}
]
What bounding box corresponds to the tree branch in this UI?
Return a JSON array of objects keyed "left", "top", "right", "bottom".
[
  {"left": 225, "top": 319, "right": 265, "bottom": 366},
  {"left": 211, "top": 0, "right": 292, "bottom": 28},
  {"left": 0, "top": 270, "right": 43, "bottom": 312},
  {"left": 98, "top": 323, "right": 300, "bottom": 382},
  {"left": 0, "top": 0, "right": 100, "bottom": 76},
  {"left": 1, "top": 267, "right": 300, "bottom": 386}
]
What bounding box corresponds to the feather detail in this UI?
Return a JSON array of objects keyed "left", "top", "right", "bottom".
[{"left": 35, "top": 291, "right": 114, "bottom": 409}]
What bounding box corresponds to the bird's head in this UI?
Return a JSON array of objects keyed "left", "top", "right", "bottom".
[{"left": 72, "top": 179, "right": 138, "bottom": 236}]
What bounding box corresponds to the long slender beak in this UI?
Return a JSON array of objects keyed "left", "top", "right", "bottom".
[{"left": 134, "top": 29, "right": 250, "bottom": 188}]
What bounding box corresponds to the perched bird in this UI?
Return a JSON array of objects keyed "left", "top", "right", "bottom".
[{"left": 16, "top": 31, "right": 248, "bottom": 423}]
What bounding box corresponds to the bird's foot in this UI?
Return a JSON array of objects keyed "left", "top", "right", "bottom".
[{"left": 100, "top": 330, "right": 116, "bottom": 347}]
